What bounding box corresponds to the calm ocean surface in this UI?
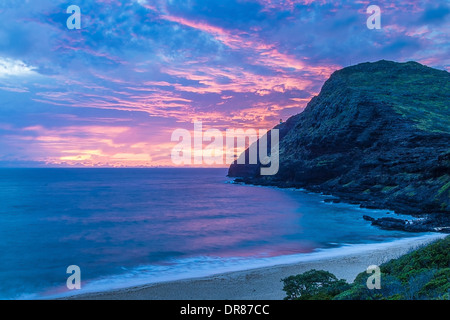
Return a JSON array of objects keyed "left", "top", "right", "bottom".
[{"left": 0, "top": 168, "right": 432, "bottom": 299}]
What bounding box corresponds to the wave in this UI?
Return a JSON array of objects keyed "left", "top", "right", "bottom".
[{"left": 43, "top": 233, "right": 445, "bottom": 299}]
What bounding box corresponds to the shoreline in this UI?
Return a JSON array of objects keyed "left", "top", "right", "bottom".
[
  {"left": 61, "top": 233, "right": 446, "bottom": 300},
  {"left": 230, "top": 180, "right": 450, "bottom": 233}
]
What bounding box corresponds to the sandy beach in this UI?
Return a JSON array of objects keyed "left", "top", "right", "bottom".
[{"left": 62, "top": 234, "right": 446, "bottom": 300}]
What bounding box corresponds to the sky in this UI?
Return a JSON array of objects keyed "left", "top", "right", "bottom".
[{"left": 0, "top": 0, "right": 448, "bottom": 167}]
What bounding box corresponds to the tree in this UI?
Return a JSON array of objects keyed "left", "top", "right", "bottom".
[{"left": 281, "top": 269, "right": 348, "bottom": 300}]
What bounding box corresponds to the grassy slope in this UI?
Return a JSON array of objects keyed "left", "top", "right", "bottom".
[
  {"left": 335, "top": 236, "right": 450, "bottom": 300},
  {"left": 282, "top": 236, "right": 450, "bottom": 300},
  {"left": 340, "top": 61, "right": 450, "bottom": 134}
]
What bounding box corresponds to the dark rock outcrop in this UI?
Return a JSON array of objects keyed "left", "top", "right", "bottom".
[
  {"left": 366, "top": 214, "right": 450, "bottom": 233},
  {"left": 228, "top": 60, "right": 450, "bottom": 231},
  {"left": 363, "top": 215, "right": 376, "bottom": 222}
]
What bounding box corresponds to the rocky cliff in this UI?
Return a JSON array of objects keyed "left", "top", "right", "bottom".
[{"left": 229, "top": 60, "right": 450, "bottom": 231}]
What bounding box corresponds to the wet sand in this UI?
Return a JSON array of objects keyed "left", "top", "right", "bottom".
[{"left": 64, "top": 234, "right": 445, "bottom": 300}]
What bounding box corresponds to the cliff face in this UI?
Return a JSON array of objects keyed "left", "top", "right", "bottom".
[{"left": 229, "top": 60, "right": 450, "bottom": 218}]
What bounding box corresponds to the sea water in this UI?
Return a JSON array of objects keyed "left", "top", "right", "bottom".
[{"left": 0, "top": 168, "right": 435, "bottom": 299}]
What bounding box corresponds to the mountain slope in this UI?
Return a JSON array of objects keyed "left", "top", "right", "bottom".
[{"left": 228, "top": 60, "right": 450, "bottom": 225}]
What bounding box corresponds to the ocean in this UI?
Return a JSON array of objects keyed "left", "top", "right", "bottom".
[{"left": 0, "top": 168, "right": 433, "bottom": 299}]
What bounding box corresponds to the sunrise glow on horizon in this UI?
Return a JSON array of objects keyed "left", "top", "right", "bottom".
[{"left": 0, "top": 0, "right": 448, "bottom": 167}]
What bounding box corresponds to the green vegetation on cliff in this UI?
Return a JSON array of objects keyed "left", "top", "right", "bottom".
[
  {"left": 229, "top": 61, "right": 450, "bottom": 221},
  {"left": 336, "top": 61, "right": 449, "bottom": 134},
  {"left": 282, "top": 236, "right": 450, "bottom": 300}
]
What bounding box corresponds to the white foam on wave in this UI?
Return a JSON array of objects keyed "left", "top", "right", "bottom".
[{"left": 44, "top": 233, "right": 445, "bottom": 299}]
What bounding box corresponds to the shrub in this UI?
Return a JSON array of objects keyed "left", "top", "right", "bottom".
[
  {"left": 282, "top": 236, "right": 450, "bottom": 300},
  {"left": 282, "top": 269, "right": 348, "bottom": 300}
]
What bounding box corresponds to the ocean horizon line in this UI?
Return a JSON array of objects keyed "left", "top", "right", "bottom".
[{"left": 0, "top": 166, "right": 230, "bottom": 169}]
